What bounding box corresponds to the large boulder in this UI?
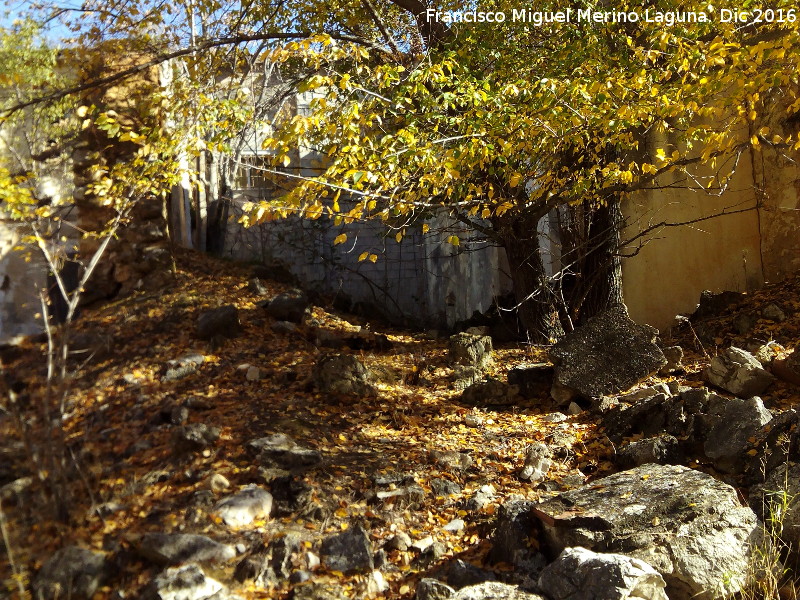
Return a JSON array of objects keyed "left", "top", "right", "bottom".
[
  {"left": 532, "top": 463, "right": 760, "bottom": 599},
  {"left": 33, "top": 546, "right": 106, "bottom": 600},
  {"left": 704, "top": 347, "right": 775, "bottom": 397},
  {"left": 538, "top": 546, "right": 668, "bottom": 600},
  {"left": 314, "top": 353, "right": 376, "bottom": 396},
  {"left": 703, "top": 397, "right": 772, "bottom": 473},
  {"left": 549, "top": 306, "right": 666, "bottom": 399}
]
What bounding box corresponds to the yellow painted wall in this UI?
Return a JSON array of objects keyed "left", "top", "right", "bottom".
[{"left": 622, "top": 145, "right": 764, "bottom": 332}]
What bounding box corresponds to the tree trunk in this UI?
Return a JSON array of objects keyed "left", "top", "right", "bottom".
[
  {"left": 579, "top": 197, "right": 625, "bottom": 321},
  {"left": 498, "top": 211, "right": 564, "bottom": 343},
  {"left": 556, "top": 197, "right": 625, "bottom": 324}
]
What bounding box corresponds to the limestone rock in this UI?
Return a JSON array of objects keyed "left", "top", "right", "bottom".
[
  {"left": 488, "top": 500, "right": 543, "bottom": 570},
  {"left": 197, "top": 305, "right": 241, "bottom": 340},
  {"left": 431, "top": 478, "right": 462, "bottom": 497},
  {"left": 704, "top": 347, "right": 775, "bottom": 397},
  {"left": 448, "top": 333, "right": 493, "bottom": 370},
  {"left": 416, "top": 578, "right": 456, "bottom": 600},
  {"left": 660, "top": 346, "right": 684, "bottom": 375},
  {"left": 213, "top": 485, "right": 273, "bottom": 528},
  {"left": 704, "top": 396, "right": 772, "bottom": 473},
  {"left": 617, "top": 434, "right": 684, "bottom": 469},
  {"left": 249, "top": 434, "right": 323, "bottom": 470},
  {"left": 601, "top": 392, "right": 672, "bottom": 444},
  {"left": 163, "top": 354, "right": 206, "bottom": 382},
  {"left": 248, "top": 277, "right": 268, "bottom": 295},
  {"left": 33, "top": 546, "right": 106, "bottom": 600},
  {"left": 313, "top": 353, "right": 376, "bottom": 396},
  {"left": 549, "top": 306, "right": 666, "bottom": 399},
  {"left": 762, "top": 303, "right": 786, "bottom": 322},
  {"left": 444, "top": 519, "right": 465, "bottom": 533},
  {"left": 691, "top": 290, "right": 744, "bottom": 321},
  {"left": 262, "top": 289, "right": 309, "bottom": 323},
  {"left": 385, "top": 532, "right": 412, "bottom": 552},
  {"left": 465, "top": 484, "right": 495, "bottom": 511},
  {"left": 507, "top": 363, "right": 553, "bottom": 398},
  {"left": 373, "top": 484, "right": 425, "bottom": 507},
  {"left": 136, "top": 534, "right": 236, "bottom": 566},
  {"left": 538, "top": 546, "right": 668, "bottom": 600},
  {"left": 431, "top": 449, "right": 473, "bottom": 472},
  {"left": 453, "top": 582, "right": 547, "bottom": 600},
  {"left": 320, "top": 525, "right": 373, "bottom": 573},
  {"left": 446, "top": 559, "right": 495, "bottom": 588},
  {"left": 519, "top": 443, "right": 552, "bottom": 483},
  {"left": 292, "top": 582, "right": 346, "bottom": 600},
  {"left": 271, "top": 320, "right": 298, "bottom": 335},
  {"left": 236, "top": 533, "right": 302, "bottom": 584},
  {"left": 460, "top": 378, "right": 515, "bottom": 406},
  {"left": 367, "top": 570, "right": 389, "bottom": 594},
  {"left": 143, "top": 564, "right": 224, "bottom": 600},
  {"left": 533, "top": 463, "right": 760, "bottom": 599},
  {"left": 173, "top": 423, "right": 220, "bottom": 454}
]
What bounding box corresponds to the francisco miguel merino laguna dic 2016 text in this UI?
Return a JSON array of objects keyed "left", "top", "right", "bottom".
[{"left": 425, "top": 7, "right": 798, "bottom": 26}]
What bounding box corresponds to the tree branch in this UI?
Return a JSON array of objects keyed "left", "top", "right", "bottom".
[{"left": 1, "top": 32, "right": 389, "bottom": 117}]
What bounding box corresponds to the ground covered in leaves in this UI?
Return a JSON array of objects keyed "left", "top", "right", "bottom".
[{"left": 1, "top": 249, "right": 799, "bottom": 599}]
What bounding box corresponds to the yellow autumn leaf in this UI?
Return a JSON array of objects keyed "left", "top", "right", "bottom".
[
  {"left": 333, "top": 233, "right": 347, "bottom": 245},
  {"left": 368, "top": 253, "right": 378, "bottom": 263},
  {"left": 422, "top": 223, "right": 430, "bottom": 234},
  {"left": 358, "top": 251, "right": 369, "bottom": 262},
  {"left": 395, "top": 231, "right": 403, "bottom": 243}
]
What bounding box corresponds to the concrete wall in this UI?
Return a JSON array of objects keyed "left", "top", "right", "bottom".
[
  {"left": 227, "top": 141, "right": 798, "bottom": 332},
  {"left": 621, "top": 149, "right": 764, "bottom": 331},
  {"left": 222, "top": 195, "right": 511, "bottom": 327},
  {"left": 622, "top": 123, "right": 800, "bottom": 332},
  {"left": 0, "top": 222, "right": 47, "bottom": 342}
]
